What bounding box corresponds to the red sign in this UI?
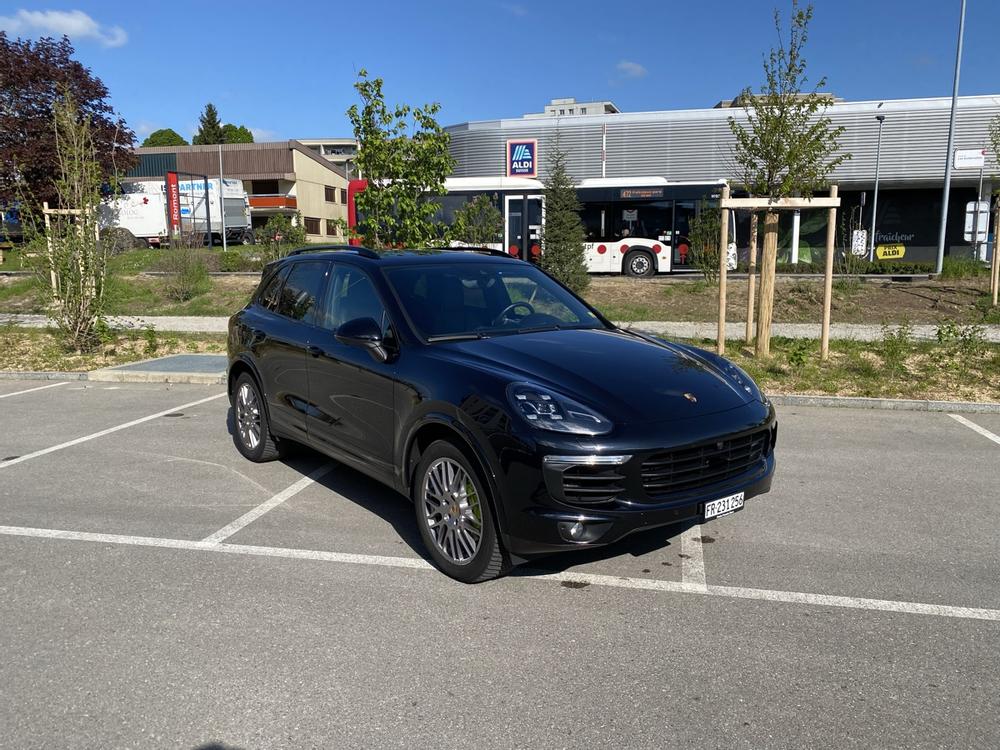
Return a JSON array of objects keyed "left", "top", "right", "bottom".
[{"left": 165, "top": 171, "right": 181, "bottom": 233}]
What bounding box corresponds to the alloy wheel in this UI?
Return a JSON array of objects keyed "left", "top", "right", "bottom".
[
  {"left": 236, "top": 382, "right": 262, "bottom": 451},
  {"left": 421, "top": 458, "right": 484, "bottom": 565}
]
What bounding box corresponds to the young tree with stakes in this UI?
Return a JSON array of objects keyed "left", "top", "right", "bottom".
[
  {"left": 728, "top": 0, "right": 849, "bottom": 356},
  {"left": 346, "top": 69, "right": 454, "bottom": 248}
]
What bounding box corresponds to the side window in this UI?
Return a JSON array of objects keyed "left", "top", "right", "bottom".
[
  {"left": 258, "top": 266, "right": 289, "bottom": 311},
  {"left": 276, "top": 261, "right": 329, "bottom": 324},
  {"left": 322, "top": 266, "right": 388, "bottom": 332}
]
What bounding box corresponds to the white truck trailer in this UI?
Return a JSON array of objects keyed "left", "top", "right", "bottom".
[{"left": 103, "top": 177, "right": 253, "bottom": 247}]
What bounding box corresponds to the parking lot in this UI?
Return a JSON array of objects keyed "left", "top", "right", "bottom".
[{"left": 1, "top": 379, "right": 998, "bottom": 749}]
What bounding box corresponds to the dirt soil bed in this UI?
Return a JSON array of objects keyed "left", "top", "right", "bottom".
[{"left": 589, "top": 276, "right": 999, "bottom": 325}]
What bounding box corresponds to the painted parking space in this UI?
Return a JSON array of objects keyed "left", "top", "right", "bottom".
[
  {"left": 0, "top": 382, "right": 225, "bottom": 461},
  {"left": 702, "top": 407, "right": 1000, "bottom": 610},
  {"left": 0, "top": 380, "right": 71, "bottom": 398}
]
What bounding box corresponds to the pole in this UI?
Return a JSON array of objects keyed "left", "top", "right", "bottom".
[
  {"left": 746, "top": 212, "right": 758, "bottom": 344},
  {"left": 972, "top": 164, "right": 984, "bottom": 260},
  {"left": 935, "top": 0, "right": 967, "bottom": 275},
  {"left": 870, "top": 115, "right": 885, "bottom": 260},
  {"left": 992, "top": 197, "right": 1000, "bottom": 306},
  {"left": 821, "top": 186, "right": 839, "bottom": 361},
  {"left": 219, "top": 145, "right": 228, "bottom": 252},
  {"left": 790, "top": 209, "right": 801, "bottom": 265},
  {"left": 717, "top": 185, "right": 731, "bottom": 355}
]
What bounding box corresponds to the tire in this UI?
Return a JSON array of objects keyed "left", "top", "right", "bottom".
[
  {"left": 624, "top": 249, "right": 656, "bottom": 278},
  {"left": 412, "top": 440, "right": 510, "bottom": 583},
  {"left": 232, "top": 373, "right": 284, "bottom": 462}
]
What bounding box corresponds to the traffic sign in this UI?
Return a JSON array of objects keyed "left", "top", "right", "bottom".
[
  {"left": 954, "top": 149, "right": 987, "bottom": 169},
  {"left": 964, "top": 201, "right": 990, "bottom": 242}
]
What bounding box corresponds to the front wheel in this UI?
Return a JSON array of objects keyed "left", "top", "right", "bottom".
[
  {"left": 624, "top": 249, "right": 656, "bottom": 277},
  {"left": 413, "top": 440, "right": 510, "bottom": 583}
]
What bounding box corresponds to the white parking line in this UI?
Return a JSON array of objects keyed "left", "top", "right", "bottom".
[
  {"left": 949, "top": 414, "right": 1000, "bottom": 447},
  {"left": 679, "top": 523, "right": 707, "bottom": 590},
  {"left": 0, "top": 392, "right": 227, "bottom": 469},
  {"left": 0, "top": 382, "right": 68, "bottom": 399},
  {"left": 202, "top": 463, "right": 336, "bottom": 543},
  {"left": 2, "top": 523, "right": 998, "bottom": 623}
]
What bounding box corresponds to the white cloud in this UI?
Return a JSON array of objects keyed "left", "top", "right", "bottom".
[
  {"left": 250, "top": 127, "right": 278, "bottom": 142},
  {"left": 0, "top": 9, "right": 128, "bottom": 47},
  {"left": 616, "top": 60, "right": 648, "bottom": 79},
  {"left": 135, "top": 121, "right": 157, "bottom": 137}
]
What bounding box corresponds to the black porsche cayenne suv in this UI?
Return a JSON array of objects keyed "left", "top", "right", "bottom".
[{"left": 227, "top": 246, "right": 776, "bottom": 582}]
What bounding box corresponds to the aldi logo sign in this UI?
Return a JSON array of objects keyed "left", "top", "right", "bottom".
[{"left": 506, "top": 139, "right": 537, "bottom": 177}]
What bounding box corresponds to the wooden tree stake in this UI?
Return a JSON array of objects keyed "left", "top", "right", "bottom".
[
  {"left": 746, "top": 212, "right": 758, "bottom": 344},
  {"left": 716, "top": 185, "right": 731, "bottom": 355},
  {"left": 755, "top": 210, "right": 779, "bottom": 357},
  {"left": 992, "top": 198, "right": 1000, "bottom": 307},
  {"left": 820, "top": 185, "right": 839, "bottom": 360}
]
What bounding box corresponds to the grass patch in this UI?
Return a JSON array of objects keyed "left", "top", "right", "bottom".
[
  {"left": 940, "top": 257, "right": 991, "bottom": 280},
  {"left": 692, "top": 332, "right": 1000, "bottom": 402},
  {"left": 0, "top": 324, "right": 227, "bottom": 372}
]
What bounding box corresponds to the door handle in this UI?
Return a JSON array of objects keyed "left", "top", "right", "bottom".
[{"left": 307, "top": 345, "right": 323, "bottom": 358}]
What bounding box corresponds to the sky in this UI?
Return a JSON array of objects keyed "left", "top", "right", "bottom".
[{"left": 2, "top": 0, "right": 999, "bottom": 143}]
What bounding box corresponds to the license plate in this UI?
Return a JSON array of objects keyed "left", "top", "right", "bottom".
[{"left": 704, "top": 492, "right": 745, "bottom": 520}]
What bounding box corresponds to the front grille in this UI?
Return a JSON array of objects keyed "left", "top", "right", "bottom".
[
  {"left": 641, "top": 428, "right": 771, "bottom": 498},
  {"left": 561, "top": 465, "right": 626, "bottom": 505}
]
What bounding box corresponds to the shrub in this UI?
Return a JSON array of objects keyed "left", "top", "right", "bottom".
[
  {"left": 876, "top": 322, "right": 914, "bottom": 375},
  {"left": 162, "top": 247, "right": 211, "bottom": 302},
  {"left": 687, "top": 201, "right": 721, "bottom": 283}
]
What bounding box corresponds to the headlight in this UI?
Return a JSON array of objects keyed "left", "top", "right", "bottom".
[
  {"left": 722, "top": 361, "right": 764, "bottom": 402},
  {"left": 507, "top": 383, "right": 612, "bottom": 436}
]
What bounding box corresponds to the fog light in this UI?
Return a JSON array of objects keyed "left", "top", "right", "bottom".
[{"left": 569, "top": 522, "right": 585, "bottom": 539}]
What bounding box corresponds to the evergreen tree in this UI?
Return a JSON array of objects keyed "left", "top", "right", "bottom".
[
  {"left": 142, "top": 128, "right": 188, "bottom": 147},
  {"left": 192, "top": 103, "right": 224, "bottom": 145},
  {"left": 222, "top": 123, "right": 254, "bottom": 144},
  {"left": 540, "top": 143, "right": 589, "bottom": 293}
]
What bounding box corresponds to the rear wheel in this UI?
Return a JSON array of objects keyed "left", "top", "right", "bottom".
[
  {"left": 232, "top": 373, "right": 284, "bottom": 462},
  {"left": 624, "top": 249, "right": 655, "bottom": 277},
  {"left": 413, "top": 440, "right": 509, "bottom": 583}
]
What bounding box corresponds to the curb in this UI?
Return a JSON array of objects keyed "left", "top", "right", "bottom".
[
  {"left": 769, "top": 394, "right": 1000, "bottom": 414},
  {"left": 1, "top": 369, "right": 997, "bottom": 412}
]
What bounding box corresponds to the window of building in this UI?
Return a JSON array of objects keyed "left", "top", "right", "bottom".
[
  {"left": 304, "top": 217, "right": 321, "bottom": 235},
  {"left": 250, "top": 179, "right": 279, "bottom": 195},
  {"left": 581, "top": 107, "right": 587, "bottom": 114},
  {"left": 324, "top": 186, "right": 336, "bottom": 202},
  {"left": 326, "top": 219, "right": 338, "bottom": 236},
  {"left": 568, "top": 108, "right": 575, "bottom": 114},
  {"left": 340, "top": 188, "right": 347, "bottom": 205},
  {"left": 559, "top": 109, "right": 565, "bottom": 115}
]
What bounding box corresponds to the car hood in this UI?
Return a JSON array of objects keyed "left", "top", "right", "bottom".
[{"left": 434, "top": 327, "right": 755, "bottom": 424}]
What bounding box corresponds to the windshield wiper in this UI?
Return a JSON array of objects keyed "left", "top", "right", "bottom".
[{"left": 426, "top": 332, "right": 488, "bottom": 342}]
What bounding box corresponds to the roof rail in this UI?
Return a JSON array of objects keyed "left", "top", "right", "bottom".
[
  {"left": 286, "top": 244, "right": 380, "bottom": 259},
  {"left": 427, "top": 246, "right": 516, "bottom": 259}
]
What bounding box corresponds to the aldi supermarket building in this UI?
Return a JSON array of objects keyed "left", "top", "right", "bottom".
[{"left": 444, "top": 95, "right": 1000, "bottom": 264}]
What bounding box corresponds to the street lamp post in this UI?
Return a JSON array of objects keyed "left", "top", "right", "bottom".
[
  {"left": 935, "top": 0, "right": 967, "bottom": 275},
  {"left": 869, "top": 114, "right": 886, "bottom": 261}
]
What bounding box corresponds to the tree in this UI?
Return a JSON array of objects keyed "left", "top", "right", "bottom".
[
  {"left": 540, "top": 142, "right": 589, "bottom": 293},
  {"left": 0, "top": 33, "right": 136, "bottom": 209},
  {"left": 142, "top": 128, "right": 188, "bottom": 147},
  {"left": 192, "top": 103, "right": 225, "bottom": 145},
  {"left": 346, "top": 69, "right": 454, "bottom": 248},
  {"left": 449, "top": 194, "right": 502, "bottom": 246},
  {"left": 687, "top": 201, "right": 721, "bottom": 283},
  {"left": 222, "top": 123, "right": 254, "bottom": 144},
  {"left": 34, "top": 95, "right": 114, "bottom": 351},
  {"left": 256, "top": 213, "right": 307, "bottom": 263},
  {"left": 728, "top": 0, "right": 849, "bottom": 356}
]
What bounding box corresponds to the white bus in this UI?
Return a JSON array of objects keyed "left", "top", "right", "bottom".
[{"left": 348, "top": 176, "right": 736, "bottom": 275}]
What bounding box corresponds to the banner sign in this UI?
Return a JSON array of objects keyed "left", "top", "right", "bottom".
[
  {"left": 506, "top": 139, "right": 537, "bottom": 177},
  {"left": 165, "top": 171, "right": 181, "bottom": 233}
]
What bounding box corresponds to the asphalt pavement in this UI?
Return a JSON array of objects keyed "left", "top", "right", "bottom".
[{"left": 1, "top": 381, "right": 998, "bottom": 749}]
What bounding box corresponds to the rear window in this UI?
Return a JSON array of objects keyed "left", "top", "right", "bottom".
[{"left": 275, "top": 261, "right": 329, "bottom": 324}]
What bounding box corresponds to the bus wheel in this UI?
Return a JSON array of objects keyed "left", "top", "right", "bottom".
[{"left": 624, "top": 249, "right": 655, "bottom": 278}]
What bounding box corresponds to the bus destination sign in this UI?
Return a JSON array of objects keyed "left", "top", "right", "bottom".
[{"left": 620, "top": 188, "right": 664, "bottom": 199}]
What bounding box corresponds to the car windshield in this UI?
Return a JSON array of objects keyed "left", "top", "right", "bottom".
[{"left": 384, "top": 262, "right": 606, "bottom": 340}]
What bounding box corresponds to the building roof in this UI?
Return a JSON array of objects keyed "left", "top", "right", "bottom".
[{"left": 130, "top": 140, "right": 346, "bottom": 181}]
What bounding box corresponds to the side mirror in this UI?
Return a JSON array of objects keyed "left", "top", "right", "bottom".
[{"left": 335, "top": 317, "right": 391, "bottom": 363}]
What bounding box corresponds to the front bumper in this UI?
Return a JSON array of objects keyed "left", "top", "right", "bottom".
[{"left": 495, "top": 403, "right": 777, "bottom": 558}]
